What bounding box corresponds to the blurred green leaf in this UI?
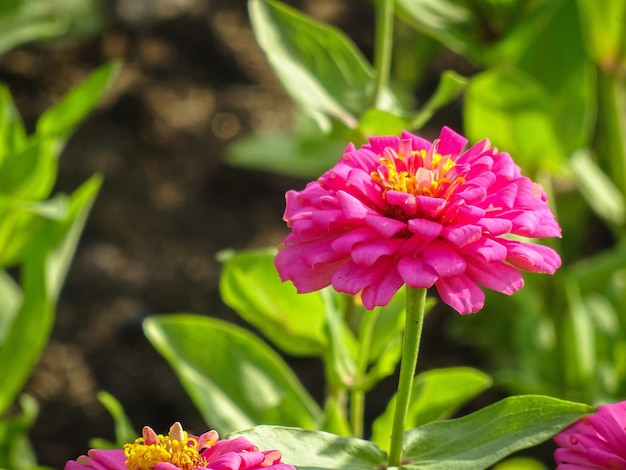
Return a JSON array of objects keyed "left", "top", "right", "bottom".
[
  {"left": 0, "top": 175, "right": 100, "bottom": 414},
  {"left": 0, "top": 0, "right": 104, "bottom": 55},
  {"left": 569, "top": 149, "right": 625, "bottom": 226},
  {"left": 219, "top": 248, "right": 327, "bottom": 356},
  {"left": 92, "top": 391, "right": 137, "bottom": 449},
  {"left": 0, "top": 140, "right": 58, "bottom": 200},
  {"left": 371, "top": 367, "right": 492, "bottom": 451},
  {"left": 248, "top": 0, "right": 374, "bottom": 127},
  {"left": 226, "top": 131, "right": 346, "bottom": 178},
  {"left": 402, "top": 395, "right": 593, "bottom": 469},
  {"left": 517, "top": 0, "right": 596, "bottom": 155},
  {"left": 143, "top": 315, "right": 322, "bottom": 434},
  {"left": 0, "top": 271, "right": 21, "bottom": 346},
  {"left": 0, "top": 395, "right": 43, "bottom": 470},
  {"left": 577, "top": 0, "right": 626, "bottom": 68},
  {"left": 409, "top": 70, "right": 467, "bottom": 130},
  {"left": 320, "top": 289, "right": 358, "bottom": 388},
  {"left": 395, "top": 0, "right": 479, "bottom": 62},
  {"left": 37, "top": 60, "right": 121, "bottom": 142},
  {"left": 357, "top": 109, "right": 410, "bottom": 137},
  {"left": 464, "top": 69, "right": 564, "bottom": 172},
  {"left": 232, "top": 426, "right": 387, "bottom": 470},
  {"left": 0, "top": 86, "right": 27, "bottom": 165}
]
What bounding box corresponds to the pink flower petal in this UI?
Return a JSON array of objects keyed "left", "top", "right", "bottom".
[{"left": 435, "top": 274, "right": 485, "bottom": 314}]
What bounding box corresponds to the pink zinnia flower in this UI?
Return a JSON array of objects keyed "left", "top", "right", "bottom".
[
  {"left": 65, "top": 422, "right": 295, "bottom": 470},
  {"left": 554, "top": 401, "right": 626, "bottom": 469},
  {"left": 275, "top": 127, "right": 561, "bottom": 314}
]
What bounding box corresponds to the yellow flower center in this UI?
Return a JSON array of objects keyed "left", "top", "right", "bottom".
[
  {"left": 371, "top": 147, "right": 463, "bottom": 198},
  {"left": 124, "top": 423, "right": 208, "bottom": 470}
]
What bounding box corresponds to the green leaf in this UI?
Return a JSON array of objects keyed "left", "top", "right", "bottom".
[
  {"left": 517, "top": 0, "right": 596, "bottom": 155},
  {"left": 464, "top": 69, "right": 564, "bottom": 173},
  {"left": 0, "top": 139, "right": 58, "bottom": 200},
  {"left": 371, "top": 367, "right": 492, "bottom": 451},
  {"left": 226, "top": 131, "right": 346, "bottom": 178},
  {"left": 36, "top": 60, "right": 121, "bottom": 142},
  {"left": 231, "top": 425, "right": 387, "bottom": 470},
  {"left": 94, "top": 391, "right": 137, "bottom": 448},
  {"left": 0, "top": 15, "right": 66, "bottom": 56},
  {"left": 401, "top": 395, "right": 594, "bottom": 469},
  {"left": 357, "top": 109, "right": 410, "bottom": 137},
  {"left": 0, "top": 175, "right": 100, "bottom": 414},
  {"left": 0, "top": 85, "right": 27, "bottom": 166},
  {"left": 577, "top": 0, "right": 626, "bottom": 68},
  {"left": 320, "top": 290, "right": 358, "bottom": 388},
  {"left": 0, "top": 395, "right": 41, "bottom": 470},
  {"left": 143, "top": 315, "right": 322, "bottom": 434},
  {"left": 409, "top": 70, "right": 467, "bottom": 130},
  {"left": 0, "top": 270, "right": 21, "bottom": 346},
  {"left": 569, "top": 149, "right": 625, "bottom": 226},
  {"left": 248, "top": 0, "right": 374, "bottom": 126},
  {"left": 219, "top": 248, "right": 327, "bottom": 356},
  {"left": 0, "top": 251, "right": 52, "bottom": 416},
  {"left": 395, "top": 0, "right": 480, "bottom": 63}
]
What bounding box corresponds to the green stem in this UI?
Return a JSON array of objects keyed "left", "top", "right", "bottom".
[
  {"left": 372, "top": 0, "right": 394, "bottom": 108},
  {"left": 597, "top": 68, "right": 626, "bottom": 207},
  {"left": 350, "top": 308, "right": 378, "bottom": 438},
  {"left": 388, "top": 287, "right": 427, "bottom": 467}
]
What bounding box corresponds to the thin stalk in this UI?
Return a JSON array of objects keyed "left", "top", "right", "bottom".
[
  {"left": 597, "top": 68, "right": 626, "bottom": 211},
  {"left": 350, "top": 308, "right": 378, "bottom": 438},
  {"left": 387, "top": 287, "right": 427, "bottom": 467},
  {"left": 372, "top": 0, "right": 394, "bottom": 108}
]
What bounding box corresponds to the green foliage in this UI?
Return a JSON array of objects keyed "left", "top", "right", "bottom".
[
  {"left": 143, "top": 315, "right": 322, "bottom": 434},
  {"left": 0, "top": 0, "right": 104, "bottom": 55},
  {"left": 0, "top": 61, "right": 118, "bottom": 469},
  {"left": 400, "top": 396, "right": 593, "bottom": 469}
]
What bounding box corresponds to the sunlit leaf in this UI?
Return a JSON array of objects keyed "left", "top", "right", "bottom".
[
  {"left": 143, "top": 315, "right": 322, "bottom": 434},
  {"left": 249, "top": 0, "right": 374, "bottom": 127},
  {"left": 371, "top": 367, "right": 492, "bottom": 451},
  {"left": 464, "top": 69, "right": 564, "bottom": 173},
  {"left": 219, "top": 248, "right": 327, "bottom": 356},
  {"left": 232, "top": 426, "right": 387, "bottom": 470},
  {"left": 402, "top": 395, "right": 593, "bottom": 469}
]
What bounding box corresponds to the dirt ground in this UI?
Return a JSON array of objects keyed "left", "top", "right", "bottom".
[{"left": 0, "top": 0, "right": 476, "bottom": 467}]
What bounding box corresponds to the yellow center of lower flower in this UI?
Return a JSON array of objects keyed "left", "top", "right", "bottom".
[
  {"left": 124, "top": 423, "right": 208, "bottom": 470},
  {"left": 371, "top": 147, "right": 462, "bottom": 198}
]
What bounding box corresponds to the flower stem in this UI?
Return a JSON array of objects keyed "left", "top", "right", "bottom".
[
  {"left": 388, "top": 287, "right": 427, "bottom": 467},
  {"left": 372, "top": 0, "right": 394, "bottom": 108},
  {"left": 350, "top": 307, "right": 378, "bottom": 438}
]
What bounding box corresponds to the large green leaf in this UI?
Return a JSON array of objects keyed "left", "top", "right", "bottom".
[
  {"left": 143, "top": 315, "right": 322, "bottom": 434},
  {"left": 219, "top": 248, "right": 327, "bottom": 356},
  {"left": 371, "top": 367, "right": 492, "bottom": 451},
  {"left": 464, "top": 69, "right": 564, "bottom": 173},
  {"left": 248, "top": 0, "right": 374, "bottom": 127},
  {"left": 232, "top": 426, "right": 387, "bottom": 470},
  {"left": 401, "top": 395, "right": 593, "bottom": 469}
]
